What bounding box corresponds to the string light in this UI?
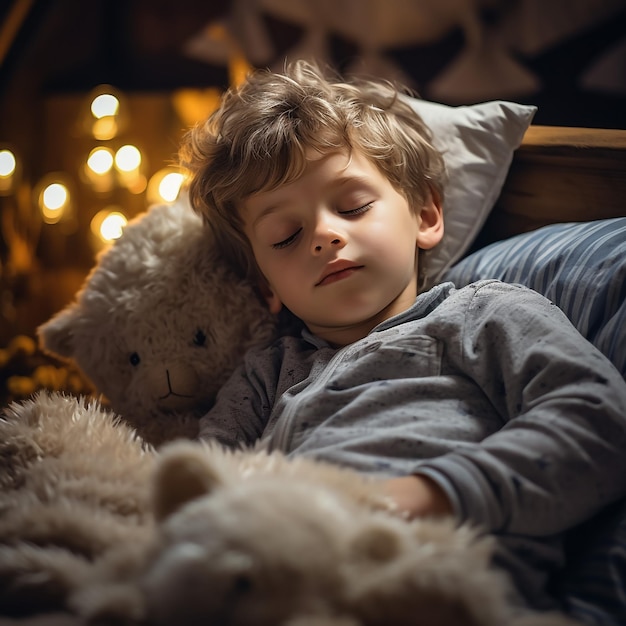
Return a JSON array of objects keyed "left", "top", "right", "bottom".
[
  {"left": 83, "top": 147, "right": 115, "bottom": 192},
  {"left": 100, "top": 212, "right": 127, "bottom": 241},
  {"left": 36, "top": 176, "right": 73, "bottom": 225},
  {"left": 90, "top": 208, "right": 128, "bottom": 246},
  {"left": 87, "top": 147, "right": 114, "bottom": 175},
  {"left": 0, "top": 147, "right": 18, "bottom": 195},
  {"left": 0, "top": 149, "right": 16, "bottom": 176},
  {"left": 90, "top": 93, "right": 120, "bottom": 119},
  {"left": 38, "top": 84, "right": 190, "bottom": 251},
  {"left": 114, "top": 145, "right": 141, "bottom": 172},
  {"left": 158, "top": 172, "right": 185, "bottom": 202},
  {"left": 114, "top": 144, "right": 147, "bottom": 194},
  {"left": 147, "top": 167, "right": 186, "bottom": 204},
  {"left": 83, "top": 86, "right": 127, "bottom": 140}
]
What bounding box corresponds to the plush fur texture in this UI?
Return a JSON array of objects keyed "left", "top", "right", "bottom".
[
  {"left": 0, "top": 392, "right": 154, "bottom": 620},
  {"left": 37, "top": 198, "right": 277, "bottom": 446},
  {"left": 0, "top": 392, "right": 579, "bottom": 626},
  {"left": 134, "top": 443, "right": 514, "bottom": 626}
]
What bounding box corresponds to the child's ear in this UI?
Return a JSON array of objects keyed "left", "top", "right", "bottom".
[
  {"left": 416, "top": 189, "right": 444, "bottom": 251},
  {"left": 258, "top": 280, "right": 283, "bottom": 314}
]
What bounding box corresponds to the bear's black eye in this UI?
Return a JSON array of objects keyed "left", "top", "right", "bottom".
[
  {"left": 232, "top": 573, "right": 253, "bottom": 594},
  {"left": 193, "top": 329, "right": 207, "bottom": 347},
  {"left": 129, "top": 352, "right": 141, "bottom": 366}
]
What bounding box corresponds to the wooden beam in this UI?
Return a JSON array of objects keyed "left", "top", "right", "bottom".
[
  {"left": 0, "top": 0, "right": 35, "bottom": 67},
  {"left": 474, "top": 126, "right": 626, "bottom": 247}
]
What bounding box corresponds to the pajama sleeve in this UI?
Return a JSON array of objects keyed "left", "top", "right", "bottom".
[{"left": 415, "top": 281, "right": 626, "bottom": 536}]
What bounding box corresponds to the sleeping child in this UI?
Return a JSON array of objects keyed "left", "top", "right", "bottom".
[{"left": 179, "top": 60, "right": 626, "bottom": 624}]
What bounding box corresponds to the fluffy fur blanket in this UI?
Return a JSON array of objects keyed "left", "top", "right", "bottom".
[{"left": 0, "top": 392, "right": 577, "bottom": 626}]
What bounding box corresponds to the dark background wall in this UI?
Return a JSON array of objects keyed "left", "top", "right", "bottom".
[
  {"left": 2, "top": 0, "right": 625, "bottom": 127},
  {"left": 0, "top": 0, "right": 624, "bottom": 342}
]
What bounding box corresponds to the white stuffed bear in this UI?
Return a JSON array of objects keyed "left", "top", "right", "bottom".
[
  {"left": 134, "top": 441, "right": 514, "bottom": 626},
  {"left": 67, "top": 439, "right": 577, "bottom": 626},
  {"left": 0, "top": 394, "right": 577, "bottom": 626},
  {"left": 37, "top": 197, "right": 277, "bottom": 446},
  {"left": 124, "top": 441, "right": 578, "bottom": 626}
]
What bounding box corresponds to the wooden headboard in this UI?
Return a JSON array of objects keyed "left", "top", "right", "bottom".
[{"left": 475, "top": 126, "right": 626, "bottom": 249}]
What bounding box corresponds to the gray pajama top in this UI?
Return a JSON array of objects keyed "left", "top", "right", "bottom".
[{"left": 199, "top": 280, "right": 626, "bottom": 609}]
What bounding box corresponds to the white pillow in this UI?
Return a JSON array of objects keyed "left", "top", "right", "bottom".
[{"left": 402, "top": 97, "right": 537, "bottom": 289}]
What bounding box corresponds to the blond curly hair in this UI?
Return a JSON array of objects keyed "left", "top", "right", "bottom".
[{"left": 179, "top": 60, "right": 446, "bottom": 283}]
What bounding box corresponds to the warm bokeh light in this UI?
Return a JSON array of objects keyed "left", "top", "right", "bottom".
[
  {"left": 90, "top": 208, "right": 128, "bottom": 244},
  {"left": 147, "top": 168, "right": 186, "bottom": 204},
  {"left": 92, "top": 117, "right": 119, "bottom": 141},
  {"left": 159, "top": 172, "right": 185, "bottom": 202},
  {"left": 114, "top": 145, "right": 142, "bottom": 172},
  {"left": 84, "top": 86, "right": 126, "bottom": 140},
  {"left": 87, "top": 147, "right": 114, "bottom": 175},
  {"left": 42, "top": 183, "right": 68, "bottom": 210},
  {"left": 0, "top": 148, "right": 17, "bottom": 194},
  {"left": 100, "top": 212, "right": 128, "bottom": 241},
  {"left": 0, "top": 149, "right": 16, "bottom": 177},
  {"left": 90, "top": 93, "right": 120, "bottom": 119},
  {"left": 39, "top": 181, "right": 71, "bottom": 223}
]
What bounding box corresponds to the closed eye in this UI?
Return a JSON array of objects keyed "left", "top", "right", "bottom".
[
  {"left": 340, "top": 202, "right": 373, "bottom": 216},
  {"left": 272, "top": 227, "right": 302, "bottom": 249}
]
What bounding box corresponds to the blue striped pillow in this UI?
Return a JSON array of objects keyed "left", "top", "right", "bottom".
[{"left": 444, "top": 218, "right": 626, "bottom": 378}]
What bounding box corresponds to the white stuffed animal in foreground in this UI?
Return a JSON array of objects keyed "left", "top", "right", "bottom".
[
  {"left": 37, "top": 197, "right": 277, "bottom": 446},
  {"left": 120, "top": 442, "right": 578, "bottom": 626},
  {"left": 135, "top": 441, "right": 513, "bottom": 626},
  {"left": 69, "top": 439, "right": 577, "bottom": 626},
  {"left": 0, "top": 393, "right": 577, "bottom": 626}
]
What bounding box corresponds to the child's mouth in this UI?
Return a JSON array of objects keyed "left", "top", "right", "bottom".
[{"left": 316, "top": 266, "right": 362, "bottom": 286}]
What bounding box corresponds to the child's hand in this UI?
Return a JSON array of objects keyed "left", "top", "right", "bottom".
[{"left": 381, "top": 474, "right": 453, "bottom": 520}]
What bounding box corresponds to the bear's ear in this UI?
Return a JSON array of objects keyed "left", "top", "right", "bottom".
[
  {"left": 37, "top": 305, "right": 80, "bottom": 358},
  {"left": 152, "top": 441, "right": 225, "bottom": 522},
  {"left": 350, "top": 521, "right": 402, "bottom": 564}
]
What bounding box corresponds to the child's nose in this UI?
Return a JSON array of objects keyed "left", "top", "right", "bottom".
[
  {"left": 313, "top": 237, "right": 342, "bottom": 253},
  {"left": 311, "top": 217, "right": 346, "bottom": 254}
]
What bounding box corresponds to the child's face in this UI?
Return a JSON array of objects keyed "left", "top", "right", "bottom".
[{"left": 241, "top": 149, "right": 442, "bottom": 346}]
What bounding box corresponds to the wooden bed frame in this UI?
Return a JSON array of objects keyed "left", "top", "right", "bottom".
[{"left": 475, "top": 126, "right": 626, "bottom": 250}]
